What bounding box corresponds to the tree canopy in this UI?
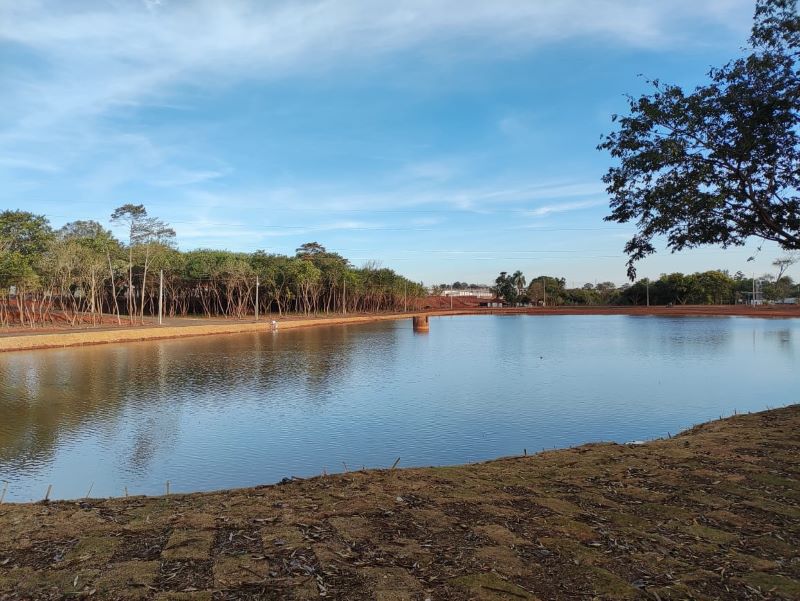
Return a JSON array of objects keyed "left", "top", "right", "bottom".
[
  {"left": 0, "top": 208, "right": 426, "bottom": 327},
  {"left": 600, "top": 0, "right": 800, "bottom": 278},
  {"left": 0, "top": 210, "right": 53, "bottom": 257},
  {"left": 489, "top": 267, "right": 797, "bottom": 307}
]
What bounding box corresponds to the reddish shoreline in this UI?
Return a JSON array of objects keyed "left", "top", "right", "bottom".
[{"left": 0, "top": 305, "right": 797, "bottom": 353}]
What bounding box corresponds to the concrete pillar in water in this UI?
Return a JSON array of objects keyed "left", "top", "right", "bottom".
[{"left": 412, "top": 315, "right": 429, "bottom": 333}]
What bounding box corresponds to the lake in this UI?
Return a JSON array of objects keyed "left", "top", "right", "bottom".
[{"left": 0, "top": 315, "right": 797, "bottom": 501}]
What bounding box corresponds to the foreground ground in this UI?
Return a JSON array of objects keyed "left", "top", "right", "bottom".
[{"left": 1, "top": 407, "right": 798, "bottom": 600}]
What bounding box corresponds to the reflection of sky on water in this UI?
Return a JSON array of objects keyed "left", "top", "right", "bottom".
[{"left": 0, "top": 316, "right": 797, "bottom": 501}]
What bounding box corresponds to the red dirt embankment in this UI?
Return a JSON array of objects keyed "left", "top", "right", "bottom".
[
  {"left": 0, "top": 305, "right": 797, "bottom": 353},
  {"left": 423, "top": 295, "right": 800, "bottom": 316}
]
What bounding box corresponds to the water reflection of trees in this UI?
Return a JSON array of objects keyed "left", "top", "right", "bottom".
[{"left": 0, "top": 322, "right": 390, "bottom": 477}]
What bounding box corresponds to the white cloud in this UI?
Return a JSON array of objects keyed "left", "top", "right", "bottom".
[
  {"left": 90, "top": 175, "right": 611, "bottom": 249},
  {"left": 1, "top": 0, "right": 752, "bottom": 135},
  {"left": 175, "top": 177, "right": 608, "bottom": 218},
  {"left": 152, "top": 168, "right": 229, "bottom": 187},
  {"left": 259, "top": 221, "right": 393, "bottom": 239},
  {"left": 0, "top": 0, "right": 753, "bottom": 250},
  {"left": 526, "top": 199, "right": 607, "bottom": 218}
]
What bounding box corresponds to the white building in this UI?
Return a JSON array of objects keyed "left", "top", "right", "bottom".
[{"left": 441, "top": 288, "right": 494, "bottom": 298}]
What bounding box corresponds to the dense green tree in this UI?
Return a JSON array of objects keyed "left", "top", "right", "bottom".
[
  {"left": 600, "top": 0, "right": 800, "bottom": 278},
  {"left": 615, "top": 279, "right": 650, "bottom": 305},
  {"left": 57, "top": 221, "right": 124, "bottom": 322},
  {"left": 295, "top": 241, "right": 327, "bottom": 258},
  {"left": 0, "top": 210, "right": 53, "bottom": 257},
  {"left": 527, "top": 276, "right": 566, "bottom": 305},
  {"left": 0, "top": 213, "right": 426, "bottom": 326},
  {"left": 688, "top": 271, "right": 735, "bottom": 305},
  {"left": 493, "top": 271, "right": 518, "bottom": 304},
  {"left": 0, "top": 211, "right": 54, "bottom": 327},
  {"left": 0, "top": 251, "right": 40, "bottom": 326}
]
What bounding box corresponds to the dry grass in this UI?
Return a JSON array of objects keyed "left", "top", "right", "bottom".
[{"left": 1, "top": 406, "right": 798, "bottom": 600}]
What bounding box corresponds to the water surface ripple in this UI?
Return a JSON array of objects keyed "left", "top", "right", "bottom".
[{"left": 0, "top": 315, "right": 796, "bottom": 501}]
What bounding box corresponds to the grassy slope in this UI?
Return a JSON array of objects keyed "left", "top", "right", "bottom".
[{"left": 1, "top": 406, "right": 798, "bottom": 600}]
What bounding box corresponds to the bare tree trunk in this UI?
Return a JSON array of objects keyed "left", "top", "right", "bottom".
[
  {"left": 108, "top": 252, "right": 121, "bottom": 325},
  {"left": 140, "top": 261, "right": 149, "bottom": 324},
  {"left": 17, "top": 289, "right": 25, "bottom": 327},
  {"left": 127, "top": 247, "right": 134, "bottom": 324}
]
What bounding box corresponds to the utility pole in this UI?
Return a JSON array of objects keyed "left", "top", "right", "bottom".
[
  {"left": 343, "top": 275, "right": 347, "bottom": 315},
  {"left": 646, "top": 281, "right": 650, "bottom": 307},
  {"left": 450, "top": 293, "right": 453, "bottom": 310},
  {"left": 542, "top": 277, "right": 547, "bottom": 307},
  {"left": 752, "top": 273, "right": 756, "bottom": 306},
  {"left": 255, "top": 275, "right": 259, "bottom": 321},
  {"left": 404, "top": 281, "right": 407, "bottom": 312},
  {"left": 158, "top": 269, "right": 164, "bottom": 325}
]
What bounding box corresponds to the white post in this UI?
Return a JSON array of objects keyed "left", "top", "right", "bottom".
[
  {"left": 158, "top": 269, "right": 163, "bottom": 325},
  {"left": 255, "top": 275, "right": 259, "bottom": 321}
]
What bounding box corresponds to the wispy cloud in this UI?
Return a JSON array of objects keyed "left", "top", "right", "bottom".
[
  {"left": 0, "top": 0, "right": 752, "bottom": 229},
  {"left": 259, "top": 221, "right": 394, "bottom": 239},
  {"left": 0, "top": 156, "right": 61, "bottom": 173},
  {"left": 498, "top": 114, "right": 533, "bottom": 138},
  {"left": 0, "top": 0, "right": 762, "bottom": 283},
  {"left": 162, "top": 216, "right": 430, "bottom": 245},
  {"left": 175, "top": 178, "right": 607, "bottom": 217},
  {"left": 526, "top": 199, "right": 608, "bottom": 218},
  {"left": 399, "top": 160, "right": 459, "bottom": 183},
  {"left": 152, "top": 168, "right": 230, "bottom": 187},
  {"left": 0, "top": 1, "right": 751, "bottom": 153}
]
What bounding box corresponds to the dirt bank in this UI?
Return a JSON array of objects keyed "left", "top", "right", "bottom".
[
  {"left": 1, "top": 406, "right": 798, "bottom": 599},
  {"left": 1, "top": 305, "right": 798, "bottom": 353},
  {"left": 0, "top": 313, "right": 431, "bottom": 353}
]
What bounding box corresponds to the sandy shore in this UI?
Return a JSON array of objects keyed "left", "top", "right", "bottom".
[
  {"left": 0, "top": 406, "right": 797, "bottom": 599},
  {"left": 0, "top": 313, "right": 415, "bottom": 353},
  {"left": 1, "top": 305, "right": 798, "bottom": 353}
]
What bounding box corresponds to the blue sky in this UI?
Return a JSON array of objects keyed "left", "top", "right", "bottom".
[{"left": 1, "top": 0, "right": 793, "bottom": 286}]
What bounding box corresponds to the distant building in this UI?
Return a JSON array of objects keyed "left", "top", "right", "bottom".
[
  {"left": 442, "top": 288, "right": 493, "bottom": 298},
  {"left": 479, "top": 299, "right": 505, "bottom": 308}
]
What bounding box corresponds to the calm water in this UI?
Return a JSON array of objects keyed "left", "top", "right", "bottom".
[{"left": 0, "top": 315, "right": 797, "bottom": 501}]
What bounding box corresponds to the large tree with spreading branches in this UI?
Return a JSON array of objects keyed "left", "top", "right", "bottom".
[{"left": 600, "top": 0, "right": 800, "bottom": 279}]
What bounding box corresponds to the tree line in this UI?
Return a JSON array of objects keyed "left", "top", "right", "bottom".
[
  {"left": 429, "top": 282, "right": 489, "bottom": 294},
  {"left": 493, "top": 266, "right": 798, "bottom": 306},
  {"left": 0, "top": 208, "right": 426, "bottom": 327}
]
